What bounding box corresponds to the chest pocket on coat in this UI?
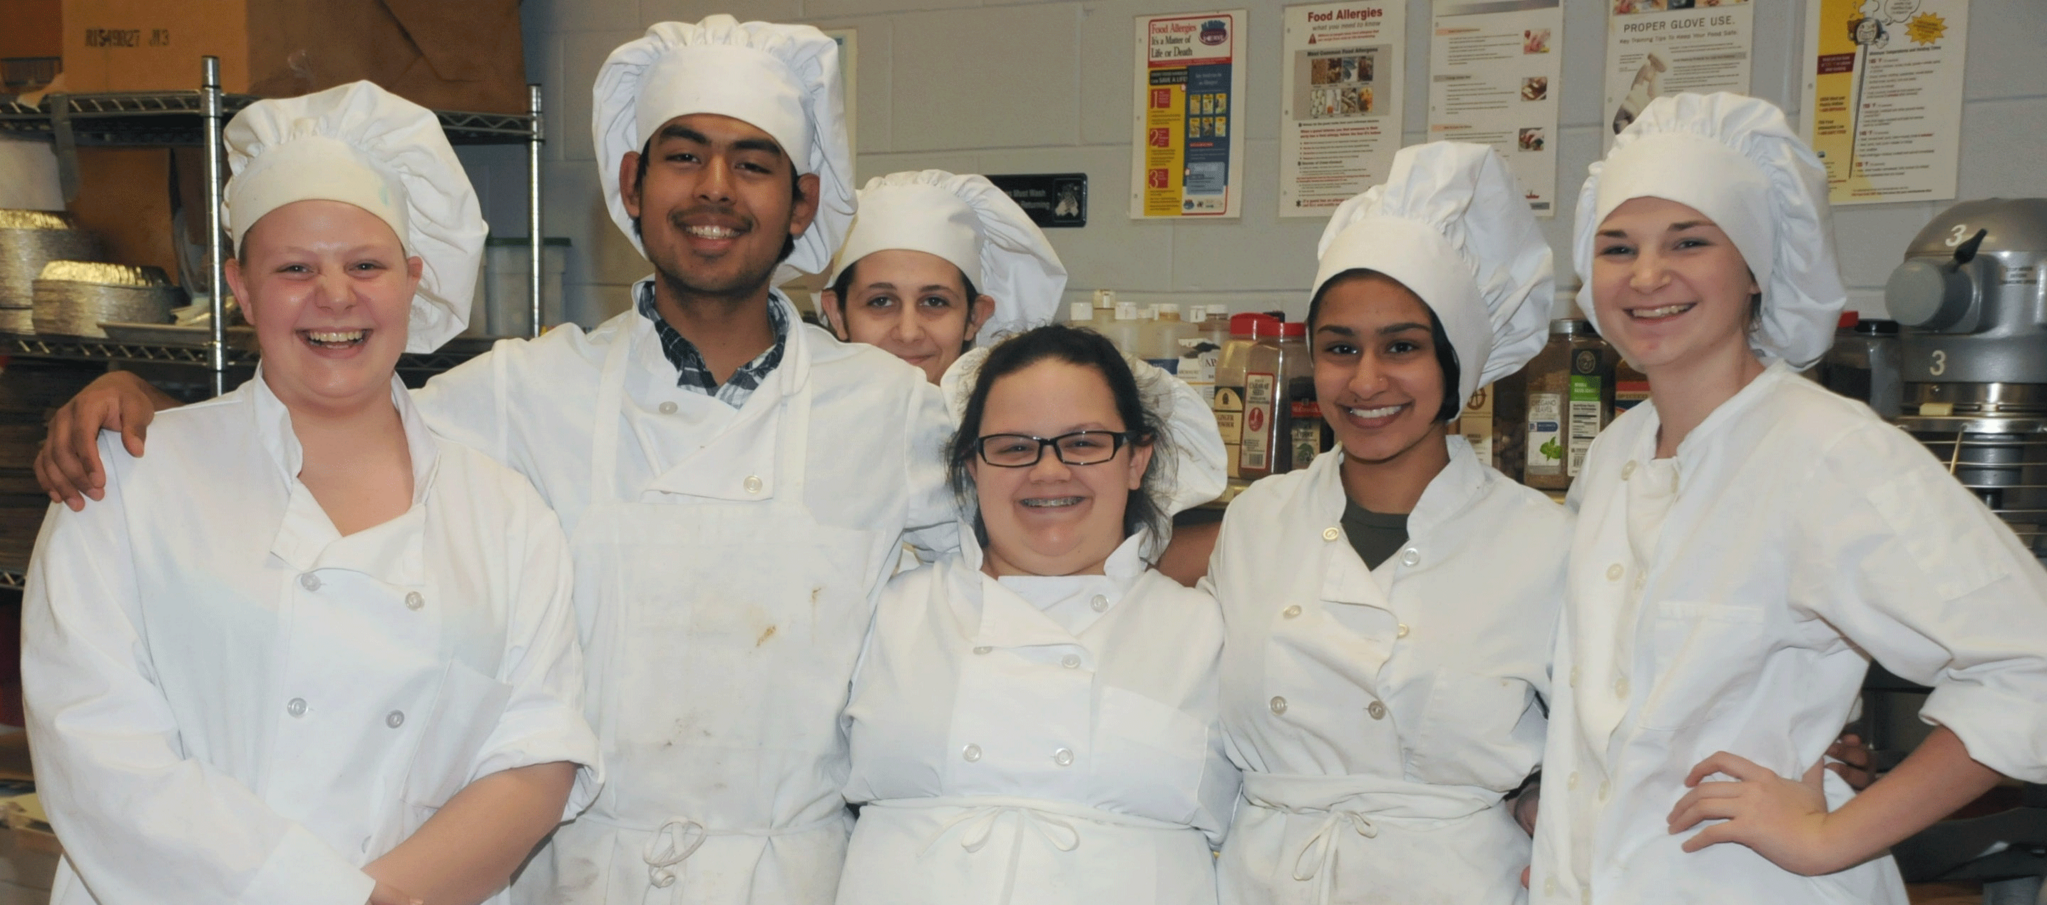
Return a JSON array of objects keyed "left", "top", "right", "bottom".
[
  {"left": 1639, "top": 600, "right": 1768, "bottom": 732},
  {"left": 1092, "top": 686, "right": 1210, "bottom": 822},
  {"left": 400, "top": 660, "right": 514, "bottom": 816},
  {"left": 1406, "top": 669, "right": 1537, "bottom": 790}
]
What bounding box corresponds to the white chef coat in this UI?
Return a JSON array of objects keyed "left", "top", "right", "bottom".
[
  {"left": 1204, "top": 438, "right": 1567, "bottom": 905},
  {"left": 416, "top": 286, "right": 958, "bottom": 905},
  {"left": 22, "top": 370, "right": 599, "bottom": 905},
  {"left": 839, "top": 530, "right": 1239, "bottom": 905},
  {"left": 1531, "top": 363, "right": 2047, "bottom": 905}
]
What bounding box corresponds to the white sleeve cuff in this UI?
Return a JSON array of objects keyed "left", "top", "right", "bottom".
[{"left": 239, "top": 823, "right": 375, "bottom": 905}]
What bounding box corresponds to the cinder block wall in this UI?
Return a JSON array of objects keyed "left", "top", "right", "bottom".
[{"left": 457, "top": 0, "right": 2047, "bottom": 329}]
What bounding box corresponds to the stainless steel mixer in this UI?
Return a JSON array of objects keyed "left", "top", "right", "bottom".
[{"left": 1886, "top": 198, "right": 2047, "bottom": 559}]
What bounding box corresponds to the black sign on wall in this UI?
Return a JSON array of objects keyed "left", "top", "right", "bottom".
[{"left": 987, "top": 173, "right": 1088, "bottom": 228}]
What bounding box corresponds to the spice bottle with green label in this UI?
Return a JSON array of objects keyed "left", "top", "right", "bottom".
[{"left": 1523, "top": 319, "right": 1616, "bottom": 490}]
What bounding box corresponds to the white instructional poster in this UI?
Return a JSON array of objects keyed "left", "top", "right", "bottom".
[
  {"left": 1131, "top": 10, "right": 1249, "bottom": 219},
  {"left": 1604, "top": 1, "right": 1755, "bottom": 150},
  {"left": 1803, "top": 0, "right": 1969, "bottom": 206},
  {"left": 1279, "top": 1, "right": 1406, "bottom": 218},
  {"left": 1426, "top": 0, "right": 1563, "bottom": 217}
]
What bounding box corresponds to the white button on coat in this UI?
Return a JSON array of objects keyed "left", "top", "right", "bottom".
[
  {"left": 1206, "top": 443, "right": 1568, "bottom": 904},
  {"left": 658, "top": 400, "right": 678, "bottom": 415},
  {"left": 841, "top": 530, "right": 1236, "bottom": 905},
  {"left": 20, "top": 372, "right": 601, "bottom": 905},
  {"left": 403, "top": 591, "right": 424, "bottom": 611}
]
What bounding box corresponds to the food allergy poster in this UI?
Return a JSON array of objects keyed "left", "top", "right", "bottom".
[
  {"left": 1426, "top": 0, "right": 1563, "bottom": 217},
  {"left": 1279, "top": 2, "right": 1405, "bottom": 218},
  {"left": 1604, "top": 1, "right": 1755, "bottom": 151},
  {"left": 1803, "top": 0, "right": 1969, "bottom": 206},
  {"left": 1132, "top": 10, "right": 1248, "bottom": 219}
]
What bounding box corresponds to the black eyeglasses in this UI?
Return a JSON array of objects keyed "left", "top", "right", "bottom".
[{"left": 975, "top": 431, "right": 1137, "bottom": 468}]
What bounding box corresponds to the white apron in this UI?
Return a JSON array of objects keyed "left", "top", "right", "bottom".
[{"left": 529, "top": 327, "right": 878, "bottom": 905}]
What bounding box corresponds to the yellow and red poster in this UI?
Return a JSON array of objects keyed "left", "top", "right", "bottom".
[
  {"left": 1804, "top": 0, "right": 1969, "bottom": 206},
  {"left": 1131, "top": 10, "right": 1248, "bottom": 219}
]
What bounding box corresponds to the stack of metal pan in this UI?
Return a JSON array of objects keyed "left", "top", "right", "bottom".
[
  {"left": 32, "top": 261, "right": 178, "bottom": 338},
  {"left": 0, "top": 209, "right": 101, "bottom": 333}
]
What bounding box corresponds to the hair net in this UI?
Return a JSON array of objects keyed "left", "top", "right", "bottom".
[
  {"left": 593, "top": 15, "right": 854, "bottom": 283},
  {"left": 224, "top": 80, "right": 485, "bottom": 353},
  {"left": 1313, "top": 141, "right": 1554, "bottom": 403},
  {"left": 827, "top": 170, "right": 1067, "bottom": 343},
  {"left": 1573, "top": 92, "right": 1846, "bottom": 368}
]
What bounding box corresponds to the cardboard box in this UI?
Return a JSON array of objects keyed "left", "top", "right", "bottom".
[
  {"left": 59, "top": 0, "right": 526, "bottom": 113},
  {"left": 0, "top": 0, "right": 62, "bottom": 61}
]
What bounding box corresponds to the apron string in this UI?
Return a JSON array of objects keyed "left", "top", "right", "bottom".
[{"left": 921, "top": 805, "right": 1081, "bottom": 905}]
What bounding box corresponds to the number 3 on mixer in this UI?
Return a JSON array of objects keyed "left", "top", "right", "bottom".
[{"left": 1930, "top": 349, "right": 1947, "bottom": 376}]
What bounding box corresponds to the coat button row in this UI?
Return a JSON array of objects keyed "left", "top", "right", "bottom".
[
  {"left": 404, "top": 591, "right": 425, "bottom": 611},
  {"left": 1061, "top": 654, "right": 1081, "bottom": 669},
  {"left": 1606, "top": 563, "right": 1624, "bottom": 581},
  {"left": 1270, "top": 696, "right": 1288, "bottom": 715},
  {"left": 743, "top": 475, "right": 763, "bottom": 494},
  {"left": 1566, "top": 771, "right": 1580, "bottom": 790},
  {"left": 386, "top": 710, "right": 405, "bottom": 728},
  {"left": 962, "top": 744, "right": 982, "bottom": 762},
  {"left": 286, "top": 697, "right": 307, "bottom": 717},
  {"left": 1398, "top": 548, "right": 1420, "bottom": 567},
  {"left": 658, "top": 400, "right": 679, "bottom": 415},
  {"left": 299, "top": 573, "right": 320, "bottom": 591},
  {"left": 1622, "top": 460, "right": 1637, "bottom": 480},
  {"left": 1282, "top": 605, "right": 1302, "bottom": 619},
  {"left": 1614, "top": 677, "right": 1631, "bottom": 699},
  {"left": 1322, "top": 526, "right": 1341, "bottom": 542},
  {"left": 973, "top": 646, "right": 992, "bottom": 655},
  {"left": 1052, "top": 747, "right": 1075, "bottom": 767},
  {"left": 1089, "top": 595, "right": 1108, "bottom": 613},
  {"left": 1366, "top": 700, "right": 1387, "bottom": 720},
  {"left": 1569, "top": 666, "right": 1581, "bottom": 688},
  {"left": 1396, "top": 623, "right": 1410, "bottom": 639}
]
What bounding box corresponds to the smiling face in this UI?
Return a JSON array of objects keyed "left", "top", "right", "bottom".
[
  {"left": 969, "top": 359, "right": 1155, "bottom": 577},
  {"left": 1589, "top": 196, "right": 1762, "bottom": 379},
  {"left": 225, "top": 199, "right": 420, "bottom": 417},
  {"left": 620, "top": 113, "right": 820, "bottom": 300},
  {"left": 822, "top": 249, "right": 995, "bottom": 383},
  {"left": 1311, "top": 272, "right": 1451, "bottom": 468}
]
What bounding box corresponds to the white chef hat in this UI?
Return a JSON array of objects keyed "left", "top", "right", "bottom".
[
  {"left": 941, "top": 344, "right": 1226, "bottom": 525},
  {"left": 223, "top": 80, "right": 485, "bottom": 353},
  {"left": 1312, "top": 141, "right": 1553, "bottom": 404},
  {"left": 826, "top": 170, "right": 1068, "bottom": 342},
  {"left": 1573, "top": 92, "right": 1846, "bottom": 369},
  {"left": 593, "top": 16, "right": 854, "bottom": 283}
]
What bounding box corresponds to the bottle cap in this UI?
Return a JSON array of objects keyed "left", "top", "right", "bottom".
[
  {"left": 1280, "top": 321, "right": 1307, "bottom": 338},
  {"left": 1230, "top": 312, "right": 1283, "bottom": 339}
]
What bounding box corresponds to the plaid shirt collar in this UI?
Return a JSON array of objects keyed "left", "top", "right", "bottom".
[{"left": 633, "top": 278, "right": 790, "bottom": 408}]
